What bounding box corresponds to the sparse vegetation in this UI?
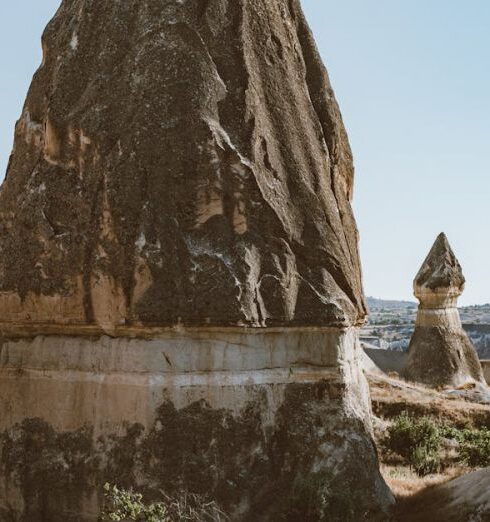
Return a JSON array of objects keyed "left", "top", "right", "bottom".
[
  {"left": 385, "top": 413, "right": 441, "bottom": 476},
  {"left": 460, "top": 431, "right": 490, "bottom": 467},
  {"left": 100, "top": 484, "right": 165, "bottom": 521},
  {"left": 381, "top": 464, "right": 465, "bottom": 499},
  {"left": 99, "top": 484, "right": 228, "bottom": 522},
  {"left": 410, "top": 445, "right": 441, "bottom": 477},
  {"left": 371, "top": 371, "right": 490, "bottom": 510},
  {"left": 440, "top": 425, "right": 490, "bottom": 467},
  {"left": 384, "top": 413, "right": 490, "bottom": 480}
]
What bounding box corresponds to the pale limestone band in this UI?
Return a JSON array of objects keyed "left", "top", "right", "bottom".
[
  {"left": 0, "top": 328, "right": 370, "bottom": 433},
  {"left": 415, "top": 307, "right": 463, "bottom": 328},
  {"left": 0, "top": 328, "right": 359, "bottom": 373}
]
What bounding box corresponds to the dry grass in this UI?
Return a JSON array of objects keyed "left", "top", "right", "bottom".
[
  {"left": 369, "top": 372, "right": 490, "bottom": 520},
  {"left": 369, "top": 374, "right": 490, "bottom": 428},
  {"left": 394, "top": 468, "right": 490, "bottom": 522},
  {"left": 373, "top": 374, "right": 480, "bottom": 501},
  {"left": 381, "top": 464, "right": 468, "bottom": 499}
]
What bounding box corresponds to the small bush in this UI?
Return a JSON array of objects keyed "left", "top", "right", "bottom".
[
  {"left": 385, "top": 413, "right": 441, "bottom": 476},
  {"left": 99, "top": 484, "right": 167, "bottom": 522},
  {"left": 439, "top": 424, "right": 476, "bottom": 443},
  {"left": 439, "top": 424, "right": 490, "bottom": 467},
  {"left": 438, "top": 424, "right": 463, "bottom": 441},
  {"left": 99, "top": 483, "right": 228, "bottom": 522},
  {"left": 459, "top": 429, "right": 490, "bottom": 467},
  {"left": 410, "top": 445, "right": 441, "bottom": 476}
]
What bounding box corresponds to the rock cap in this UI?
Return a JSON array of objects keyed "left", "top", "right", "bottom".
[{"left": 414, "top": 233, "right": 465, "bottom": 294}]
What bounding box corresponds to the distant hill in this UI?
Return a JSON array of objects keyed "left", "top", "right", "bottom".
[
  {"left": 367, "top": 297, "right": 490, "bottom": 313},
  {"left": 366, "top": 297, "right": 416, "bottom": 311}
]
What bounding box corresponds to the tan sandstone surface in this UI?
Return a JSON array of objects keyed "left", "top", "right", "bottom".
[{"left": 403, "top": 233, "right": 485, "bottom": 388}]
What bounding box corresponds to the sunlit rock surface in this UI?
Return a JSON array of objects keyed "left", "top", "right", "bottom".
[
  {"left": 0, "top": 0, "right": 365, "bottom": 331},
  {"left": 0, "top": 1, "right": 392, "bottom": 520},
  {"left": 404, "top": 233, "right": 485, "bottom": 388}
]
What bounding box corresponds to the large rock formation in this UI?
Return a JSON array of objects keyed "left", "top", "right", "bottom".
[
  {"left": 404, "top": 233, "right": 485, "bottom": 388},
  {"left": 0, "top": 0, "right": 365, "bottom": 330},
  {"left": 0, "top": 1, "right": 392, "bottom": 520}
]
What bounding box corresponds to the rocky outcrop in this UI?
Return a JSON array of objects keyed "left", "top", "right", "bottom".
[
  {"left": 404, "top": 233, "right": 485, "bottom": 388},
  {"left": 0, "top": 1, "right": 393, "bottom": 520},
  {"left": 0, "top": 331, "right": 393, "bottom": 521},
  {"left": 0, "top": 0, "right": 365, "bottom": 332}
]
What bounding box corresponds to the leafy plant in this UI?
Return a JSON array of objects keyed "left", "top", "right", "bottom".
[
  {"left": 459, "top": 429, "right": 490, "bottom": 467},
  {"left": 385, "top": 413, "right": 441, "bottom": 476},
  {"left": 439, "top": 424, "right": 490, "bottom": 467},
  {"left": 410, "top": 445, "right": 441, "bottom": 476},
  {"left": 99, "top": 483, "right": 228, "bottom": 522},
  {"left": 438, "top": 424, "right": 463, "bottom": 441},
  {"left": 99, "top": 484, "right": 167, "bottom": 522}
]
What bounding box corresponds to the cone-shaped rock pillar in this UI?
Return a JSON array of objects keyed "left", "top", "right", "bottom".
[
  {"left": 0, "top": 1, "right": 393, "bottom": 520},
  {"left": 404, "top": 233, "right": 485, "bottom": 387}
]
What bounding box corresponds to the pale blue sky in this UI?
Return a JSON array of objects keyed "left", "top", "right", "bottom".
[{"left": 1, "top": 1, "right": 489, "bottom": 304}]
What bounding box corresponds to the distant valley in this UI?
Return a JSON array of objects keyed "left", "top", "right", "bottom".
[{"left": 364, "top": 297, "right": 490, "bottom": 359}]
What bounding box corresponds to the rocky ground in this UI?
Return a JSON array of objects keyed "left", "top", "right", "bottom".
[{"left": 368, "top": 372, "right": 490, "bottom": 521}]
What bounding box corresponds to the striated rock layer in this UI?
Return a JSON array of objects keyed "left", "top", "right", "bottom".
[
  {"left": 404, "top": 233, "right": 485, "bottom": 388},
  {"left": 0, "top": 1, "right": 392, "bottom": 520},
  {"left": 0, "top": 330, "right": 392, "bottom": 521}
]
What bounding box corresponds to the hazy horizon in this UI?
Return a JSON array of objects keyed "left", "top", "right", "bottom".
[{"left": 1, "top": 1, "right": 489, "bottom": 305}]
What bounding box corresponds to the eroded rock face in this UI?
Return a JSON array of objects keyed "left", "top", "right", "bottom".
[
  {"left": 0, "top": 1, "right": 393, "bottom": 520},
  {"left": 0, "top": 331, "right": 394, "bottom": 521},
  {"left": 404, "top": 233, "right": 485, "bottom": 387},
  {"left": 0, "top": 0, "right": 365, "bottom": 331}
]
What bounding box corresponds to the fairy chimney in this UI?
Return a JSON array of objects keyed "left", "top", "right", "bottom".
[
  {"left": 404, "top": 233, "right": 485, "bottom": 387},
  {"left": 0, "top": 1, "right": 393, "bottom": 520}
]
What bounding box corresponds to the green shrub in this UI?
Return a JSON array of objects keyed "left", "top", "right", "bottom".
[
  {"left": 99, "top": 483, "right": 228, "bottom": 522},
  {"left": 410, "top": 445, "right": 441, "bottom": 476},
  {"left": 385, "top": 413, "right": 441, "bottom": 476},
  {"left": 439, "top": 424, "right": 490, "bottom": 468},
  {"left": 438, "top": 424, "right": 462, "bottom": 441},
  {"left": 439, "top": 424, "right": 476, "bottom": 443},
  {"left": 99, "top": 484, "right": 167, "bottom": 522},
  {"left": 459, "top": 429, "right": 490, "bottom": 467}
]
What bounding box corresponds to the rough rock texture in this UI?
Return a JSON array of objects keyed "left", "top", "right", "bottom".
[
  {"left": 0, "top": 1, "right": 393, "bottom": 520},
  {"left": 482, "top": 360, "right": 490, "bottom": 385},
  {"left": 413, "top": 233, "right": 465, "bottom": 292},
  {"left": 404, "top": 233, "right": 485, "bottom": 388},
  {"left": 0, "top": 0, "right": 366, "bottom": 331},
  {"left": 0, "top": 331, "right": 393, "bottom": 521}
]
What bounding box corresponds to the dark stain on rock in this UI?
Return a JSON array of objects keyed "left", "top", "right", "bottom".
[
  {"left": 0, "top": 383, "right": 391, "bottom": 521},
  {"left": 1, "top": 419, "right": 98, "bottom": 522}
]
